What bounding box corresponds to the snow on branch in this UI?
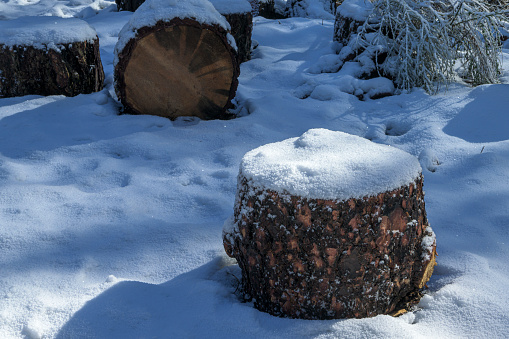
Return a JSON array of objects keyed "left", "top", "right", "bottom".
[{"left": 336, "top": 0, "right": 505, "bottom": 94}]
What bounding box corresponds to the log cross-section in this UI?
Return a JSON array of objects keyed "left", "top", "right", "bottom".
[{"left": 115, "top": 19, "right": 240, "bottom": 120}]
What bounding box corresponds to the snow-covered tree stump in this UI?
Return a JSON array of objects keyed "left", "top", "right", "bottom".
[
  {"left": 223, "top": 129, "right": 437, "bottom": 319},
  {"left": 0, "top": 17, "right": 104, "bottom": 98},
  {"left": 210, "top": 0, "right": 253, "bottom": 63},
  {"left": 114, "top": 0, "right": 240, "bottom": 120}
]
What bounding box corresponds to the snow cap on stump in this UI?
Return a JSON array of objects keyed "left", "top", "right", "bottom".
[
  {"left": 225, "top": 129, "right": 436, "bottom": 319},
  {"left": 0, "top": 16, "right": 98, "bottom": 50},
  {"left": 240, "top": 128, "right": 422, "bottom": 200}
]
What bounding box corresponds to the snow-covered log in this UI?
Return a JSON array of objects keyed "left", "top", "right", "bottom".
[
  {"left": 114, "top": 0, "right": 240, "bottom": 120},
  {"left": 223, "top": 129, "right": 437, "bottom": 319},
  {"left": 0, "top": 17, "right": 104, "bottom": 98},
  {"left": 116, "top": 0, "right": 253, "bottom": 63}
]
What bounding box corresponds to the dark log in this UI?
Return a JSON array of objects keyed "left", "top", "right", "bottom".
[
  {"left": 115, "top": 18, "right": 240, "bottom": 120},
  {"left": 224, "top": 172, "right": 436, "bottom": 319},
  {"left": 223, "top": 11, "right": 253, "bottom": 63},
  {"left": 0, "top": 39, "right": 104, "bottom": 98}
]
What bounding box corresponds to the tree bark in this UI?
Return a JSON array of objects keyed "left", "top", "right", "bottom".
[
  {"left": 0, "top": 39, "right": 104, "bottom": 98},
  {"left": 224, "top": 174, "right": 436, "bottom": 319},
  {"left": 115, "top": 18, "right": 240, "bottom": 120},
  {"left": 223, "top": 11, "right": 253, "bottom": 63}
]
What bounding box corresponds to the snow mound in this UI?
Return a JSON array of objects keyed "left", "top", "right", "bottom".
[
  {"left": 338, "top": 0, "right": 373, "bottom": 21},
  {"left": 209, "top": 0, "right": 252, "bottom": 14},
  {"left": 240, "top": 128, "right": 422, "bottom": 200},
  {"left": 0, "top": 16, "right": 97, "bottom": 50},
  {"left": 287, "top": 0, "right": 335, "bottom": 20},
  {"left": 114, "top": 0, "right": 230, "bottom": 65}
]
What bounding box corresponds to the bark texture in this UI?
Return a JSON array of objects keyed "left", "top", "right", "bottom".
[
  {"left": 0, "top": 38, "right": 104, "bottom": 98},
  {"left": 115, "top": 18, "right": 240, "bottom": 120},
  {"left": 224, "top": 174, "right": 436, "bottom": 319},
  {"left": 223, "top": 11, "right": 253, "bottom": 63}
]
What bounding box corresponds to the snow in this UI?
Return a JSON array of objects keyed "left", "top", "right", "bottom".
[
  {"left": 287, "top": 0, "right": 335, "bottom": 20},
  {"left": 338, "top": 0, "right": 373, "bottom": 21},
  {"left": 209, "top": 0, "right": 252, "bottom": 14},
  {"left": 114, "top": 0, "right": 230, "bottom": 65},
  {"left": 240, "top": 128, "right": 422, "bottom": 200},
  {"left": 0, "top": 16, "right": 97, "bottom": 50},
  {"left": 0, "top": 2, "right": 508, "bottom": 338}
]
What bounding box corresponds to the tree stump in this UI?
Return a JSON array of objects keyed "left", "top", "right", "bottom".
[
  {"left": 210, "top": 0, "right": 254, "bottom": 63},
  {"left": 223, "top": 129, "right": 437, "bottom": 319},
  {"left": 0, "top": 17, "right": 104, "bottom": 98},
  {"left": 114, "top": 0, "right": 240, "bottom": 120}
]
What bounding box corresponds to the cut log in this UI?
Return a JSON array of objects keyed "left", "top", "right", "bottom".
[
  {"left": 114, "top": 0, "right": 240, "bottom": 120},
  {"left": 0, "top": 17, "right": 104, "bottom": 98},
  {"left": 116, "top": 0, "right": 253, "bottom": 64},
  {"left": 223, "top": 129, "right": 437, "bottom": 319}
]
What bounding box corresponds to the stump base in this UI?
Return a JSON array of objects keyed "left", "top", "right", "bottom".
[{"left": 224, "top": 174, "right": 436, "bottom": 319}]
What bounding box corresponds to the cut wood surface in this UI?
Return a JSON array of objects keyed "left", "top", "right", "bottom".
[
  {"left": 116, "top": 0, "right": 253, "bottom": 63},
  {"left": 115, "top": 19, "right": 240, "bottom": 120}
]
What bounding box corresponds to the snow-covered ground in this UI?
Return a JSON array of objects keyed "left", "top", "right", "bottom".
[{"left": 1, "top": 1, "right": 509, "bottom": 338}]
